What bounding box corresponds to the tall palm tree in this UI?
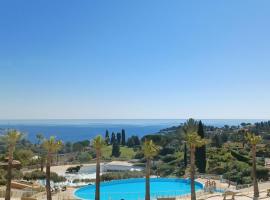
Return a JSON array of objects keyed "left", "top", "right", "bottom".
[
  {"left": 184, "top": 119, "right": 207, "bottom": 200},
  {"left": 3, "top": 130, "right": 22, "bottom": 200},
  {"left": 92, "top": 135, "right": 105, "bottom": 200},
  {"left": 42, "top": 137, "right": 62, "bottom": 200},
  {"left": 245, "top": 132, "right": 262, "bottom": 200},
  {"left": 36, "top": 133, "right": 45, "bottom": 172},
  {"left": 142, "top": 139, "right": 159, "bottom": 200}
]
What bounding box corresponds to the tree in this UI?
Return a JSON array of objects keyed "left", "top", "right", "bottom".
[
  {"left": 42, "top": 137, "right": 62, "bottom": 200},
  {"left": 36, "top": 133, "right": 45, "bottom": 172},
  {"left": 121, "top": 129, "right": 126, "bottom": 145},
  {"left": 195, "top": 121, "right": 206, "bottom": 173},
  {"left": 126, "top": 135, "right": 140, "bottom": 147},
  {"left": 3, "top": 130, "right": 22, "bottom": 200},
  {"left": 92, "top": 135, "right": 105, "bottom": 200},
  {"left": 184, "top": 119, "right": 208, "bottom": 200},
  {"left": 72, "top": 142, "right": 84, "bottom": 152},
  {"left": 111, "top": 142, "right": 121, "bottom": 157},
  {"left": 245, "top": 132, "right": 262, "bottom": 200},
  {"left": 110, "top": 132, "right": 116, "bottom": 144},
  {"left": 105, "top": 130, "right": 110, "bottom": 145},
  {"left": 64, "top": 141, "right": 72, "bottom": 153},
  {"left": 142, "top": 139, "right": 159, "bottom": 200},
  {"left": 212, "top": 134, "right": 221, "bottom": 148},
  {"left": 184, "top": 143, "right": 187, "bottom": 168},
  {"left": 116, "top": 132, "right": 121, "bottom": 144},
  {"left": 14, "top": 149, "right": 34, "bottom": 166}
]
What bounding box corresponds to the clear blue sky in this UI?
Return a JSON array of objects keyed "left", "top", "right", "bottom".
[{"left": 0, "top": 0, "right": 270, "bottom": 119}]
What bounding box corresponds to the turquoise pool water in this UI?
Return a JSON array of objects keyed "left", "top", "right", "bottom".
[{"left": 74, "top": 178, "right": 203, "bottom": 200}]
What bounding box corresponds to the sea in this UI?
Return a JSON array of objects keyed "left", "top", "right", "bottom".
[{"left": 0, "top": 119, "right": 266, "bottom": 143}]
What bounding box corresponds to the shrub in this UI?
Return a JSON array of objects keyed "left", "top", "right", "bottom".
[
  {"left": 160, "top": 147, "right": 175, "bottom": 156},
  {"left": 134, "top": 151, "right": 144, "bottom": 159},
  {"left": 23, "top": 170, "right": 66, "bottom": 182},
  {"left": 257, "top": 166, "right": 269, "bottom": 181},
  {"left": 230, "top": 150, "right": 250, "bottom": 163},
  {"left": 66, "top": 165, "right": 81, "bottom": 173},
  {"left": 101, "top": 171, "right": 144, "bottom": 181},
  {"left": 161, "top": 154, "right": 177, "bottom": 163},
  {"left": 77, "top": 152, "right": 92, "bottom": 163}
]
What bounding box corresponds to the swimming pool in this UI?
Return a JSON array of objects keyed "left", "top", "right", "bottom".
[{"left": 74, "top": 178, "right": 203, "bottom": 200}]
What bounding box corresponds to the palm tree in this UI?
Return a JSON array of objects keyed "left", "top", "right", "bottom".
[
  {"left": 3, "top": 130, "right": 22, "bottom": 200},
  {"left": 36, "top": 133, "right": 45, "bottom": 172},
  {"left": 92, "top": 135, "right": 105, "bottom": 200},
  {"left": 142, "top": 139, "right": 159, "bottom": 200},
  {"left": 184, "top": 119, "right": 207, "bottom": 200},
  {"left": 42, "top": 137, "right": 62, "bottom": 200},
  {"left": 245, "top": 132, "right": 262, "bottom": 200}
]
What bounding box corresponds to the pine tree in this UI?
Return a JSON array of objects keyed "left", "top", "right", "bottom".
[
  {"left": 195, "top": 121, "right": 206, "bottom": 173},
  {"left": 110, "top": 132, "right": 116, "bottom": 144},
  {"left": 116, "top": 132, "right": 121, "bottom": 144},
  {"left": 111, "top": 142, "right": 121, "bottom": 157},
  {"left": 105, "top": 130, "right": 110, "bottom": 145},
  {"left": 121, "top": 129, "right": 126, "bottom": 145}
]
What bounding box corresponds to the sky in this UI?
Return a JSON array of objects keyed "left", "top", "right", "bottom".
[{"left": 0, "top": 0, "right": 270, "bottom": 119}]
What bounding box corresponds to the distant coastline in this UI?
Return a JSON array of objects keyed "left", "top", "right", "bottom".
[{"left": 0, "top": 119, "right": 268, "bottom": 142}]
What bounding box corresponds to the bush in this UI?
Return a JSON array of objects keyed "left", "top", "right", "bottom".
[
  {"left": 257, "top": 166, "right": 269, "bottom": 181},
  {"left": 23, "top": 170, "right": 46, "bottom": 180},
  {"left": 23, "top": 170, "right": 66, "bottom": 182},
  {"left": 77, "top": 152, "right": 92, "bottom": 163},
  {"left": 158, "top": 163, "right": 175, "bottom": 177},
  {"left": 161, "top": 154, "right": 177, "bottom": 163},
  {"left": 160, "top": 147, "right": 175, "bottom": 156},
  {"left": 230, "top": 150, "right": 250, "bottom": 163},
  {"left": 66, "top": 165, "right": 81, "bottom": 173},
  {"left": 134, "top": 152, "right": 144, "bottom": 159},
  {"left": 208, "top": 166, "right": 226, "bottom": 175},
  {"left": 101, "top": 171, "right": 144, "bottom": 181},
  {"left": 242, "top": 176, "right": 252, "bottom": 184}
]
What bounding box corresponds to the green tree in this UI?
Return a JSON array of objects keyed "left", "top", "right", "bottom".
[
  {"left": 92, "top": 135, "right": 105, "bottom": 200},
  {"left": 245, "top": 132, "right": 262, "bottom": 200},
  {"left": 72, "top": 142, "right": 84, "bottom": 152},
  {"left": 110, "top": 132, "right": 116, "bottom": 144},
  {"left": 116, "top": 132, "right": 121, "bottom": 144},
  {"left": 184, "top": 119, "right": 208, "bottom": 200},
  {"left": 195, "top": 121, "right": 206, "bottom": 173},
  {"left": 111, "top": 142, "right": 121, "bottom": 157},
  {"left": 42, "top": 137, "right": 62, "bottom": 200},
  {"left": 121, "top": 129, "right": 126, "bottom": 145},
  {"left": 14, "top": 149, "right": 34, "bottom": 166},
  {"left": 126, "top": 135, "right": 140, "bottom": 147},
  {"left": 3, "top": 130, "right": 22, "bottom": 200},
  {"left": 212, "top": 134, "right": 221, "bottom": 148},
  {"left": 64, "top": 141, "right": 72, "bottom": 153},
  {"left": 77, "top": 152, "right": 92, "bottom": 163},
  {"left": 105, "top": 130, "right": 110, "bottom": 145},
  {"left": 36, "top": 133, "right": 45, "bottom": 172},
  {"left": 142, "top": 139, "right": 159, "bottom": 200}
]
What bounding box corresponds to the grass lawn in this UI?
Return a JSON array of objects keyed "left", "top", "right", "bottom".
[{"left": 101, "top": 145, "right": 136, "bottom": 160}]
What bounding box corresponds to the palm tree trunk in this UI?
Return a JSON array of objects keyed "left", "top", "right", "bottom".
[
  {"left": 46, "top": 152, "right": 52, "bottom": 200},
  {"left": 145, "top": 158, "right": 151, "bottom": 200},
  {"left": 190, "top": 146, "right": 196, "bottom": 200},
  {"left": 252, "top": 145, "right": 259, "bottom": 199},
  {"left": 41, "top": 157, "right": 44, "bottom": 172},
  {"left": 5, "top": 146, "right": 13, "bottom": 200},
  {"left": 95, "top": 151, "right": 100, "bottom": 200}
]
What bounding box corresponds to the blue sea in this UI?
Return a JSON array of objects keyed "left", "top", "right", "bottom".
[{"left": 0, "top": 119, "right": 266, "bottom": 142}]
